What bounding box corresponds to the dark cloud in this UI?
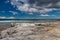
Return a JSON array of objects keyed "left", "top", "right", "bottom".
[{"left": 28, "top": 0, "right": 60, "bottom": 8}]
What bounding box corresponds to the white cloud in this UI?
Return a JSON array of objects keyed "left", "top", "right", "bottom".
[
  {"left": 56, "top": 2, "right": 60, "bottom": 6},
  {"left": 16, "top": 4, "right": 60, "bottom": 14},
  {"left": 16, "top": 4, "right": 39, "bottom": 13},
  {"left": 40, "top": 14, "right": 50, "bottom": 16},
  {"left": 8, "top": 17, "right": 15, "bottom": 19},
  {"left": 9, "top": 11, "right": 18, "bottom": 15},
  {"left": 40, "top": 14, "right": 56, "bottom": 16},
  {"left": 0, "top": 16, "right": 15, "bottom": 19},
  {"left": 17, "top": 4, "right": 29, "bottom": 12},
  {"left": 10, "top": 0, "right": 60, "bottom": 15},
  {"left": 0, "top": 16, "right": 6, "bottom": 19},
  {"left": 11, "top": 0, "right": 18, "bottom": 5},
  {"left": 1, "top": 11, "right": 18, "bottom": 15},
  {"left": 10, "top": 0, "right": 28, "bottom": 6},
  {"left": 39, "top": 8, "right": 53, "bottom": 13}
]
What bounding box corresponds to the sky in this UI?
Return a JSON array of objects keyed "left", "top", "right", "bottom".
[{"left": 0, "top": 0, "right": 60, "bottom": 19}]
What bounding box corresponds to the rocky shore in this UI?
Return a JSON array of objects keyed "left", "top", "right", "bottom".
[{"left": 0, "top": 22, "right": 60, "bottom": 40}]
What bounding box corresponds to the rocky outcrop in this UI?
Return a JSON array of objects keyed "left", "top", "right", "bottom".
[{"left": 0, "top": 23, "right": 60, "bottom": 40}]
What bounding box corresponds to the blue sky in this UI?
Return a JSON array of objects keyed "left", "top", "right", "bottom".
[{"left": 0, "top": 0, "right": 60, "bottom": 19}]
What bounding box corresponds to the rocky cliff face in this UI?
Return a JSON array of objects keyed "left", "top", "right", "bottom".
[{"left": 0, "top": 23, "right": 60, "bottom": 40}]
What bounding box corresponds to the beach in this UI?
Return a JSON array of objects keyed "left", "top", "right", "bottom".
[{"left": 0, "top": 21, "right": 60, "bottom": 40}]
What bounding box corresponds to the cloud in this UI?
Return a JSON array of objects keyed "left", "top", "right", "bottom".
[
  {"left": 39, "top": 8, "right": 53, "bottom": 13},
  {"left": 9, "top": 11, "right": 18, "bottom": 15},
  {"left": 10, "top": 0, "right": 39, "bottom": 13},
  {"left": 0, "top": 16, "right": 15, "bottom": 19},
  {"left": 17, "top": 4, "right": 60, "bottom": 14},
  {"left": 28, "top": 0, "right": 60, "bottom": 8},
  {"left": 8, "top": 17, "right": 15, "bottom": 19},
  {"left": 0, "top": 16, "right": 6, "bottom": 19},
  {"left": 0, "top": 11, "right": 18, "bottom": 15},
  {"left": 5, "top": 0, "right": 9, "bottom": 3},
  {"left": 10, "top": 0, "right": 60, "bottom": 15},
  {"left": 17, "top": 4, "right": 38, "bottom": 13},
  {"left": 10, "top": 0, "right": 28, "bottom": 6},
  {"left": 40, "top": 14, "right": 56, "bottom": 16},
  {"left": 56, "top": 2, "right": 60, "bottom": 6},
  {"left": 40, "top": 14, "right": 50, "bottom": 16}
]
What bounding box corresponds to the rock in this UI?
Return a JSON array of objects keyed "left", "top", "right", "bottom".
[{"left": 0, "top": 23, "right": 60, "bottom": 40}]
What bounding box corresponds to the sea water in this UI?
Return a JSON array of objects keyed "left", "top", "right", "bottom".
[{"left": 0, "top": 19, "right": 58, "bottom": 23}]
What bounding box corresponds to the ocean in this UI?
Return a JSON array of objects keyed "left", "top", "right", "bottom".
[{"left": 0, "top": 19, "right": 59, "bottom": 23}]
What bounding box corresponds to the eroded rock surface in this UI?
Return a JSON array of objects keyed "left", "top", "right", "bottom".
[{"left": 0, "top": 23, "right": 60, "bottom": 40}]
